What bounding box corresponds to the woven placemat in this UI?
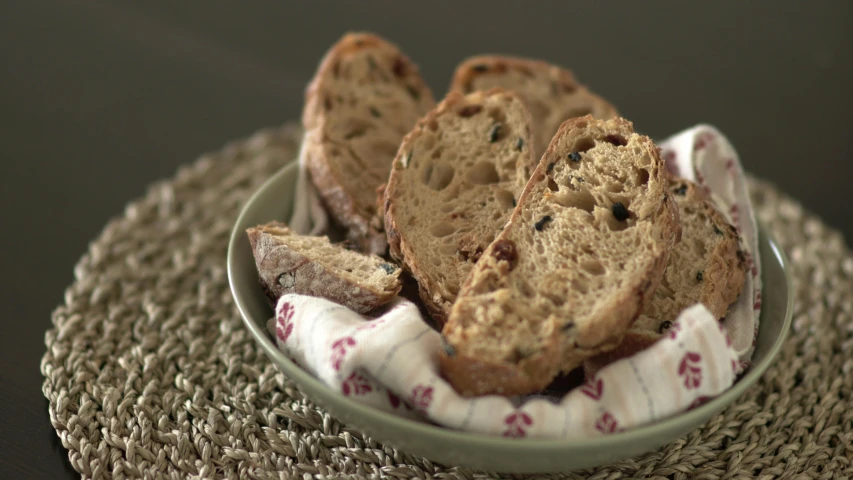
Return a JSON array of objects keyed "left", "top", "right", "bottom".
[{"left": 42, "top": 124, "right": 853, "bottom": 479}]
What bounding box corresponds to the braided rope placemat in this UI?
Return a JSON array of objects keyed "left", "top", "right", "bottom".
[{"left": 42, "top": 124, "right": 853, "bottom": 479}]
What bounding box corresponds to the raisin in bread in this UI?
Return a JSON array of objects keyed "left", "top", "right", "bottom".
[
  {"left": 302, "top": 32, "right": 435, "bottom": 254},
  {"left": 440, "top": 116, "right": 681, "bottom": 397},
  {"left": 383, "top": 89, "right": 534, "bottom": 326},
  {"left": 583, "top": 178, "right": 747, "bottom": 377},
  {"left": 449, "top": 56, "right": 618, "bottom": 161},
  {"left": 247, "top": 222, "right": 402, "bottom": 314}
]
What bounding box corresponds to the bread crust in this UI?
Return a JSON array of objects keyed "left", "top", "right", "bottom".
[
  {"left": 440, "top": 115, "right": 681, "bottom": 397},
  {"left": 302, "top": 32, "right": 435, "bottom": 254},
  {"left": 449, "top": 55, "right": 619, "bottom": 160},
  {"left": 247, "top": 221, "right": 402, "bottom": 314}
]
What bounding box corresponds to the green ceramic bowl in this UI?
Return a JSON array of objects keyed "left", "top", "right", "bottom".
[{"left": 227, "top": 161, "right": 793, "bottom": 473}]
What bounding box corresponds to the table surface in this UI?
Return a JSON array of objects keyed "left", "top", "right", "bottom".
[{"left": 1, "top": 1, "right": 851, "bottom": 477}]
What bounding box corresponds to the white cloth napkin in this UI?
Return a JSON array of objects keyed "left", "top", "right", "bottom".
[
  {"left": 659, "top": 126, "right": 762, "bottom": 365},
  {"left": 277, "top": 125, "right": 761, "bottom": 438}
]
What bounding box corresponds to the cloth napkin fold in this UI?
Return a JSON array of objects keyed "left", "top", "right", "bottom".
[{"left": 273, "top": 125, "right": 760, "bottom": 438}]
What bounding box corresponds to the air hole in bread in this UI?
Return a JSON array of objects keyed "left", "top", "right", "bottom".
[
  {"left": 573, "top": 137, "right": 595, "bottom": 153},
  {"left": 691, "top": 238, "right": 707, "bottom": 257},
  {"left": 429, "top": 221, "right": 455, "bottom": 237},
  {"left": 422, "top": 163, "right": 455, "bottom": 190},
  {"left": 392, "top": 56, "right": 408, "bottom": 77},
  {"left": 422, "top": 133, "right": 437, "bottom": 151},
  {"left": 344, "top": 123, "right": 371, "bottom": 140},
  {"left": 605, "top": 134, "right": 628, "bottom": 146},
  {"left": 535, "top": 242, "right": 545, "bottom": 255},
  {"left": 637, "top": 153, "right": 651, "bottom": 167},
  {"left": 442, "top": 182, "right": 461, "bottom": 200},
  {"left": 572, "top": 278, "right": 590, "bottom": 294},
  {"left": 428, "top": 119, "right": 439, "bottom": 132},
  {"left": 604, "top": 182, "right": 624, "bottom": 193},
  {"left": 553, "top": 189, "right": 596, "bottom": 214},
  {"left": 439, "top": 243, "right": 457, "bottom": 255},
  {"left": 440, "top": 203, "right": 454, "bottom": 213},
  {"left": 542, "top": 288, "right": 566, "bottom": 307},
  {"left": 547, "top": 178, "right": 559, "bottom": 192},
  {"left": 495, "top": 189, "right": 515, "bottom": 210},
  {"left": 488, "top": 107, "right": 507, "bottom": 124},
  {"left": 458, "top": 105, "right": 483, "bottom": 118},
  {"left": 636, "top": 168, "right": 650, "bottom": 186},
  {"left": 581, "top": 260, "right": 606, "bottom": 276},
  {"left": 465, "top": 162, "right": 500, "bottom": 185},
  {"left": 511, "top": 346, "right": 535, "bottom": 363},
  {"left": 431, "top": 147, "right": 443, "bottom": 159}
]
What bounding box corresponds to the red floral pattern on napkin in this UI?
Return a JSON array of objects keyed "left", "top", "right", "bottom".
[
  {"left": 595, "top": 412, "right": 620, "bottom": 434},
  {"left": 503, "top": 411, "right": 533, "bottom": 438},
  {"left": 581, "top": 378, "right": 604, "bottom": 401},
  {"left": 678, "top": 352, "right": 703, "bottom": 389},
  {"left": 330, "top": 337, "right": 355, "bottom": 372}
]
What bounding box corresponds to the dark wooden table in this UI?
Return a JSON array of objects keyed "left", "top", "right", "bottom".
[{"left": 1, "top": 1, "right": 850, "bottom": 477}]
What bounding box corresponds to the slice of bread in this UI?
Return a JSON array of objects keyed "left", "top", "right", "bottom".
[
  {"left": 583, "top": 178, "right": 747, "bottom": 377},
  {"left": 247, "top": 222, "right": 402, "bottom": 314},
  {"left": 440, "top": 116, "right": 681, "bottom": 397},
  {"left": 383, "top": 89, "right": 534, "bottom": 326},
  {"left": 302, "top": 32, "right": 436, "bottom": 254},
  {"left": 449, "top": 56, "right": 618, "bottom": 161}
]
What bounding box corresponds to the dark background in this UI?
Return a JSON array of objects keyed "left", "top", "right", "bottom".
[{"left": 1, "top": 1, "right": 850, "bottom": 477}]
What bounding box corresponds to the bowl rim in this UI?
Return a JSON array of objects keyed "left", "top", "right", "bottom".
[{"left": 227, "top": 160, "right": 793, "bottom": 451}]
